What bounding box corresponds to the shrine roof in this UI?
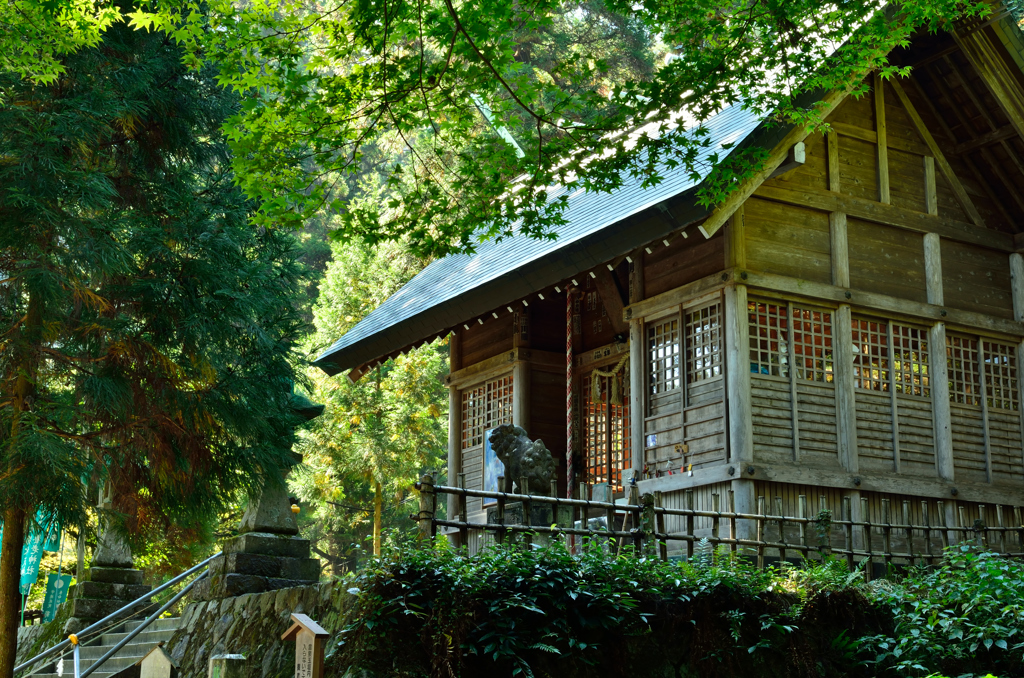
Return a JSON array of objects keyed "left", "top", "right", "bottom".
[{"left": 314, "top": 101, "right": 767, "bottom": 377}]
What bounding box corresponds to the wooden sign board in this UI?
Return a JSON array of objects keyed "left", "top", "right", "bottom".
[{"left": 281, "top": 613, "right": 329, "bottom": 678}]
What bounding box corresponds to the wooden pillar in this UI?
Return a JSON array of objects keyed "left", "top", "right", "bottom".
[
  {"left": 874, "top": 73, "right": 890, "bottom": 205},
  {"left": 926, "top": 234, "right": 953, "bottom": 482},
  {"left": 724, "top": 284, "right": 752, "bottom": 464},
  {"left": 447, "top": 383, "right": 462, "bottom": 541},
  {"left": 629, "top": 250, "right": 645, "bottom": 477},
  {"left": 834, "top": 305, "right": 859, "bottom": 473},
  {"left": 830, "top": 213, "right": 850, "bottom": 288},
  {"left": 725, "top": 281, "right": 755, "bottom": 544},
  {"left": 1011, "top": 253, "right": 1024, "bottom": 475},
  {"left": 512, "top": 361, "right": 530, "bottom": 433},
  {"left": 924, "top": 233, "right": 944, "bottom": 306}
]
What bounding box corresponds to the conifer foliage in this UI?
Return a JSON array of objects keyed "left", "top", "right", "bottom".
[{"left": 0, "top": 20, "right": 307, "bottom": 672}]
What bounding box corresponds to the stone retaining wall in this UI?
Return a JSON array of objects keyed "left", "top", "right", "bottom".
[{"left": 164, "top": 583, "right": 353, "bottom": 678}]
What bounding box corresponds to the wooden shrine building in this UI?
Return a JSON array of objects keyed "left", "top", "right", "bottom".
[{"left": 316, "top": 9, "right": 1024, "bottom": 552}]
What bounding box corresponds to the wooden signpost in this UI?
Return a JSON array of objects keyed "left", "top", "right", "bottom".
[{"left": 281, "top": 614, "right": 329, "bottom": 678}]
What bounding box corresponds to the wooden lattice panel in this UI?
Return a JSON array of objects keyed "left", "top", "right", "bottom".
[
  {"left": 647, "top": 317, "right": 680, "bottom": 394},
  {"left": 685, "top": 302, "right": 722, "bottom": 384},
  {"left": 947, "top": 335, "right": 980, "bottom": 406},
  {"left": 792, "top": 307, "right": 833, "bottom": 383},
  {"left": 461, "top": 375, "right": 514, "bottom": 450},
  {"left": 892, "top": 324, "right": 929, "bottom": 397},
  {"left": 852, "top": 317, "right": 889, "bottom": 391},
  {"left": 582, "top": 373, "right": 630, "bottom": 491},
  {"left": 982, "top": 341, "right": 1019, "bottom": 412},
  {"left": 748, "top": 300, "right": 788, "bottom": 377}
]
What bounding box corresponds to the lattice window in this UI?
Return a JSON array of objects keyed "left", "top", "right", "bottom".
[
  {"left": 892, "top": 324, "right": 929, "bottom": 397},
  {"left": 852, "top": 317, "right": 889, "bottom": 391},
  {"left": 792, "top": 307, "right": 833, "bottom": 382},
  {"left": 983, "top": 341, "right": 1019, "bottom": 411},
  {"left": 947, "top": 335, "right": 980, "bottom": 406},
  {"left": 582, "top": 373, "right": 630, "bottom": 492},
  {"left": 461, "top": 375, "right": 514, "bottom": 449},
  {"left": 648, "top": 318, "right": 680, "bottom": 394},
  {"left": 749, "top": 301, "right": 788, "bottom": 377},
  {"left": 686, "top": 303, "right": 722, "bottom": 383}
]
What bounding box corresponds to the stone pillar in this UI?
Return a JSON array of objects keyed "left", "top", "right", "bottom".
[
  {"left": 192, "top": 390, "right": 324, "bottom": 600},
  {"left": 67, "top": 483, "right": 152, "bottom": 629}
]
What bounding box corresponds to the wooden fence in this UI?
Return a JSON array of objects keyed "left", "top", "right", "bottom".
[{"left": 412, "top": 474, "right": 1024, "bottom": 575}]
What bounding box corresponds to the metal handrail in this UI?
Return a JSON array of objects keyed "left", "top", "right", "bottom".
[
  {"left": 15, "top": 552, "right": 221, "bottom": 675},
  {"left": 79, "top": 570, "right": 208, "bottom": 678}
]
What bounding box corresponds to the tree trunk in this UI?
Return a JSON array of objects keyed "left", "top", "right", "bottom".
[
  {"left": 0, "top": 508, "right": 27, "bottom": 678},
  {"left": 373, "top": 480, "right": 382, "bottom": 557}
]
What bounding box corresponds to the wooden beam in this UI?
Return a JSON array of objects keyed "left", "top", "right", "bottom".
[
  {"left": 827, "top": 129, "right": 841, "bottom": 193},
  {"left": 953, "top": 24, "right": 1024, "bottom": 143},
  {"left": 924, "top": 232, "right": 944, "bottom": 306},
  {"left": 875, "top": 73, "right": 890, "bottom": 204},
  {"left": 628, "top": 247, "right": 645, "bottom": 476},
  {"left": 889, "top": 78, "right": 986, "bottom": 228},
  {"left": 724, "top": 204, "right": 746, "bottom": 268},
  {"left": 930, "top": 320, "right": 955, "bottom": 482},
  {"left": 830, "top": 211, "right": 849, "bottom": 288},
  {"left": 699, "top": 88, "right": 853, "bottom": 239},
  {"left": 752, "top": 183, "right": 1012, "bottom": 251},
  {"left": 624, "top": 270, "right": 729, "bottom": 322},
  {"left": 924, "top": 156, "right": 938, "bottom": 215},
  {"left": 592, "top": 267, "right": 630, "bottom": 335},
  {"left": 953, "top": 124, "right": 1018, "bottom": 155},
  {"left": 739, "top": 269, "right": 1024, "bottom": 338},
  {"left": 724, "top": 284, "right": 753, "bottom": 464},
  {"left": 833, "top": 305, "right": 859, "bottom": 472},
  {"left": 829, "top": 121, "right": 929, "bottom": 155}
]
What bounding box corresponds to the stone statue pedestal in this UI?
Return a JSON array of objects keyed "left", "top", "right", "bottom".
[
  {"left": 192, "top": 478, "right": 320, "bottom": 600},
  {"left": 66, "top": 517, "right": 151, "bottom": 628}
]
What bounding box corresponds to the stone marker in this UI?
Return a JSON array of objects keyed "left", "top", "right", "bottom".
[
  {"left": 139, "top": 644, "right": 177, "bottom": 678},
  {"left": 208, "top": 654, "right": 246, "bottom": 678},
  {"left": 281, "top": 614, "right": 329, "bottom": 678}
]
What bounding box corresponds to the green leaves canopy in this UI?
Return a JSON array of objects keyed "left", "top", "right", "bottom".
[{"left": 0, "top": 20, "right": 307, "bottom": 536}]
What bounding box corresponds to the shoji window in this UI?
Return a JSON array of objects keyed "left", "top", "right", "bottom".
[
  {"left": 582, "top": 373, "right": 630, "bottom": 491},
  {"left": 461, "top": 375, "right": 514, "bottom": 449},
  {"left": 748, "top": 301, "right": 789, "bottom": 377},
  {"left": 749, "top": 301, "right": 833, "bottom": 380},
  {"left": 647, "top": 318, "right": 681, "bottom": 395},
  {"left": 685, "top": 303, "right": 722, "bottom": 384},
  {"left": 982, "top": 341, "right": 1019, "bottom": 412},
  {"left": 947, "top": 336, "right": 981, "bottom": 406}
]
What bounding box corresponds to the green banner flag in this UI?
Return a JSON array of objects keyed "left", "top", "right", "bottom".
[{"left": 42, "top": 573, "right": 73, "bottom": 622}]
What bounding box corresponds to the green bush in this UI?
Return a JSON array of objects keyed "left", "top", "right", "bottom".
[
  {"left": 330, "top": 537, "right": 883, "bottom": 678},
  {"left": 862, "top": 547, "right": 1024, "bottom": 677}
]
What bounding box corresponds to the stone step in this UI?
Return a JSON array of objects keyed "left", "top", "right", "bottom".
[
  {"left": 81, "top": 630, "right": 176, "bottom": 658},
  {"left": 97, "top": 627, "right": 177, "bottom": 647},
  {"left": 124, "top": 617, "right": 180, "bottom": 634}
]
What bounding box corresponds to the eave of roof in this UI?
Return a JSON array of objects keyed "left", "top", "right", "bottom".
[{"left": 314, "top": 102, "right": 788, "bottom": 378}]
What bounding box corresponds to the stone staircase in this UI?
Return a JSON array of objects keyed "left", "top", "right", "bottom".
[{"left": 30, "top": 617, "right": 180, "bottom": 678}]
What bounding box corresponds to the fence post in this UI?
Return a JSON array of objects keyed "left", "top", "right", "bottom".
[
  {"left": 881, "top": 499, "right": 892, "bottom": 572},
  {"left": 902, "top": 500, "right": 914, "bottom": 566},
  {"left": 417, "top": 473, "right": 435, "bottom": 539},
  {"left": 756, "top": 495, "right": 766, "bottom": 570},
  {"left": 937, "top": 500, "right": 950, "bottom": 551},
  {"left": 496, "top": 475, "right": 506, "bottom": 545},
  {"left": 711, "top": 493, "right": 721, "bottom": 549},
  {"left": 729, "top": 491, "right": 738, "bottom": 555},
  {"left": 1015, "top": 506, "right": 1024, "bottom": 554},
  {"left": 841, "top": 496, "right": 853, "bottom": 571},
  {"left": 640, "top": 493, "right": 656, "bottom": 558},
  {"left": 521, "top": 477, "right": 532, "bottom": 548},
  {"left": 862, "top": 496, "right": 872, "bottom": 582},
  {"left": 630, "top": 483, "right": 642, "bottom": 555},
  {"left": 977, "top": 504, "right": 988, "bottom": 550},
  {"left": 922, "top": 500, "right": 933, "bottom": 565},
  {"left": 685, "top": 490, "right": 695, "bottom": 562},
  {"left": 654, "top": 491, "right": 667, "bottom": 561},
  {"left": 996, "top": 505, "right": 1006, "bottom": 554},
  {"left": 958, "top": 505, "right": 968, "bottom": 548},
  {"left": 458, "top": 473, "right": 468, "bottom": 547},
  {"left": 798, "top": 495, "right": 808, "bottom": 560},
  {"left": 775, "top": 496, "right": 786, "bottom": 564}
]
